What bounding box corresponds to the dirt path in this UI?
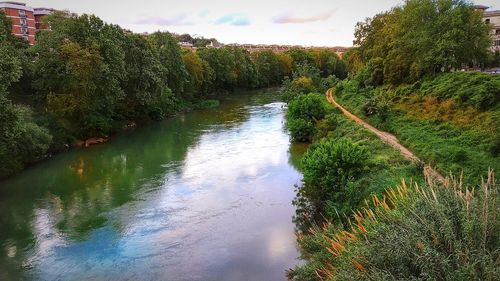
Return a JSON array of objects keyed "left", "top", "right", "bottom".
[{"left": 326, "top": 88, "right": 445, "bottom": 184}]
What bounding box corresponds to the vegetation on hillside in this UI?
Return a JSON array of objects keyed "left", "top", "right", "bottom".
[
  {"left": 285, "top": 0, "right": 499, "bottom": 280},
  {"left": 335, "top": 73, "right": 500, "bottom": 182}
]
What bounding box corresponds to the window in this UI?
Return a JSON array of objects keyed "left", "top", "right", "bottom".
[
  {"left": 21, "top": 27, "right": 28, "bottom": 35},
  {"left": 495, "top": 40, "right": 500, "bottom": 47},
  {"left": 496, "top": 29, "right": 500, "bottom": 35},
  {"left": 22, "top": 35, "right": 28, "bottom": 41},
  {"left": 19, "top": 10, "right": 26, "bottom": 17},
  {"left": 20, "top": 18, "right": 27, "bottom": 25}
]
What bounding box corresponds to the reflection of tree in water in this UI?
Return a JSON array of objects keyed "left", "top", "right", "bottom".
[
  {"left": 286, "top": 137, "right": 315, "bottom": 234},
  {"left": 287, "top": 142, "right": 309, "bottom": 172},
  {"left": 0, "top": 96, "right": 256, "bottom": 278}
]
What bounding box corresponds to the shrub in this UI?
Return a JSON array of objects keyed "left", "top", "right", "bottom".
[
  {"left": 287, "top": 118, "right": 316, "bottom": 142},
  {"left": 0, "top": 94, "right": 52, "bottom": 177},
  {"left": 315, "top": 114, "right": 337, "bottom": 140},
  {"left": 300, "top": 138, "right": 369, "bottom": 217},
  {"left": 287, "top": 93, "right": 327, "bottom": 122}
]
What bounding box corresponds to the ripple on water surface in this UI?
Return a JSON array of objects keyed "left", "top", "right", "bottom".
[{"left": 0, "top": 92, "right": 304, "bottom": 281}]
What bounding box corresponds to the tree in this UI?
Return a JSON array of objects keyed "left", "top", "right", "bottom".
[
  {"left": 182, "top": 50, "right": 214, "bottom": 97},
  {"left": 197, "top": 47, "right": 237, "bottom": 90},
  {"left": 286, "top": 93, "right": 327, "bottom": 141},
  {"left": 354, "top": 0, "right": 491, "bottom": 84},
  {"left": 120, "top": 33, "right": 170, "bottom": 120},
  {"left": 149, "top": 32, "right": 189, "bottom": 97},
  {"left": 252, "top": 50, "right": 283, "bottom": 87},
  {"left": 285, "top": 48, "right": 316, "bottom": 71},
  {"left": 0, "top": 12, "right": 23, "bottom": 91},
  {"left": 31, "top": 13, "right": 126, "bottom": 137}
]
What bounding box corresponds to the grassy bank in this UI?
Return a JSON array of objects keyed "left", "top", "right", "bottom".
[
  {"left": 286, "top": 93, "right": 423, "bottom": 231},
  {"left": 334, "top": 72, "right": 500, "bottom": 184},
  {"left": 285, "top": 72, "right": 499, "bottom": 280}
]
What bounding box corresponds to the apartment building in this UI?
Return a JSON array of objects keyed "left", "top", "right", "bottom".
[
  {"left": 0, "top": 2, "right": 57, "bottom": 44},
  {"left": 476, "top": 5, "right": 500, "bottom": 52},
  {"left": 34, "top": 7, "right": 55, "bottom": 31},
  {"left": 0, "top": 1, "right": 36, "bottom": 44}
]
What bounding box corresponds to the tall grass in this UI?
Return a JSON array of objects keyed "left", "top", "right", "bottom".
[{"left": 289, "top": 170, "right": 499, "bottom": 280}]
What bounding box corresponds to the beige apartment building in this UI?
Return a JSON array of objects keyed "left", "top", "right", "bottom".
[{"left": 476, "top": 5, "right": 500, "bottom": 52}]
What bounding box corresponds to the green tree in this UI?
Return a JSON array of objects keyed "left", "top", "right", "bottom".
[
  {"left": 0, "top": 92, "right": 52, "bottom": 178},
  {"left": 253, "top": 50, "right": 283, "bottom": 87},
  {"left": 197, "top": 47, "right": 237, "bottom": 90},
  {"left": 285, "top": 48, "right": 316, "bottom": 71},
  {"left": 149, "top": 32, "right": 189, "bottom": 96},
  {"left": 354, "top": 0, "right": 491, "bottom": 84},
  {"left": 182, "top": 50, "right": 215, "bottom": 97},
  {"left": 31, "top": 13, "right": 127, "bottom": 137},
  {"left": 120, "top": 33, "right": 171, "bottom": 120},
  {"left": 287, "top": 93, "right": 326, "bottom": 121}
]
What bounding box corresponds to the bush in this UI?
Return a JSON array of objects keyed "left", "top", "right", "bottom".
[
  {"left": 315, "top": 114, "right": 337, "bottom": 140},
  {"left": 287, "top": 93, "right": 327, "bottom": 121},
  {"left": 0, "top": 94, "right": 52, "bottom": 177},
  {"left": 286, "top": 93, "right": 328, "bottom": 143},
  {"left": 300, "top": 138, "right": 369, "bottom": 217},
  {"left": 288, "top": 118, "right": 316, "bottom": 142}
]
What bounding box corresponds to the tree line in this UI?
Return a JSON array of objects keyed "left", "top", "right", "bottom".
[
  {"left": 0, "top": 11, "right": 346, "bottom": 178},
  {"left": 344, "top": 0, "right": 497, "bottom": 87}
]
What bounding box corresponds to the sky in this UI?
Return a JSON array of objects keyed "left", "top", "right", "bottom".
[{"left": 27, "top": 0, "right": 500, "bottom": 47}]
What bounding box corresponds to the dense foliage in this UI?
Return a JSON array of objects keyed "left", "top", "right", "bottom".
[
  {"left": 286, "top": 93, "right": 328, "bottom": 142},
  {"left": 286, "top": 1, "right": 499, "bottom": 280},
  {"left": 335, "top": 72, "right": 500, "bottom": 183},
  {"left": 352, "top": 0, "right": 491, "bottom": 85},
  {"left": 0, "top": 11, "right": 345, "bottom": 178}
]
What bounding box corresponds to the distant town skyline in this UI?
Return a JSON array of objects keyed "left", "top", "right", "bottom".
[{"left": 23, "top": 0, "right": 500, "bottom": 46}]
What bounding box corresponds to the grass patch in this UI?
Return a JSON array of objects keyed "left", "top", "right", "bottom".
[{"left": 335, "top": 74, "right": 500, "bottom": 184}]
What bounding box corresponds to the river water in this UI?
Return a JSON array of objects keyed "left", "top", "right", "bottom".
[{"left": 0, "top": 90, "right": 307, "bottom": 281}]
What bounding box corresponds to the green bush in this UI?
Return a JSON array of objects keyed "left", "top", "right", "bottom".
[
  {"left": 288, "top": 118, "right": 316, "bottom": 142},
  {"left": 287, "top": 93, "right": 327, "bottom": 121},
  {"left": 0, "top": 94, "right": 52, "bottom": 177},
  {"left": 300, "top": 138, "right": 369, "bottom": 217},
  {"left": 286, "top": 93, "right": 328, "bottom": 143}
]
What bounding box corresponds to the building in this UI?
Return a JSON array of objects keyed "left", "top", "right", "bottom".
[
  {"left": 476, "top": 5, "right": 500, "bottom": 52},
  {"left": 0, "top": 1, "right": 36, "bottom": 44},
  {"left": 179, "top": 41, "right": 194, "bottom": 49},
  {"left": 33, "top": 7, "right": 55, "bottom": 31},
  {"left": 0, "top": 2, "right": 57, "bottom": 44},
  {"left": 224, "top": 43, "right": 349, "bottom": 56},
  {"left": 484, "top": 10, "right": 500, "bottom": 52}
]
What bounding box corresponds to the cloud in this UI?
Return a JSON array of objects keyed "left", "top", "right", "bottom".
[
  {"left": 136, "top": 13, "right": 194, "bottom": 26},
  {"left": 215, "top": 13, "right": 250, "bottom": 26},
  {"left": 271, "top": 10, "right": 334, "bottom": 24}
]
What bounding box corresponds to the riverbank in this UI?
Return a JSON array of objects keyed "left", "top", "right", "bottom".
[
  {"left": 333, "top": 73, "right": 499, "bottom": 184},
  {"left": 285, "top": 74, "right": 499, "bottom": 280}
]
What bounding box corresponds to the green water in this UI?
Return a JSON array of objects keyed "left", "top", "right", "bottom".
[{"left": 0, "top": 90, "right": 307, "bottom": 281}]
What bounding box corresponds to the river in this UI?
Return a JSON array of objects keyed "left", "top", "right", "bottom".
[{"left": 0, "top": 90, "right": 307, "bottom": 281}]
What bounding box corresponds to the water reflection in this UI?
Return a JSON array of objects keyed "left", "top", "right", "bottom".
[{"left": 0, "top": 91, "right": 305, "bottom": 281}]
